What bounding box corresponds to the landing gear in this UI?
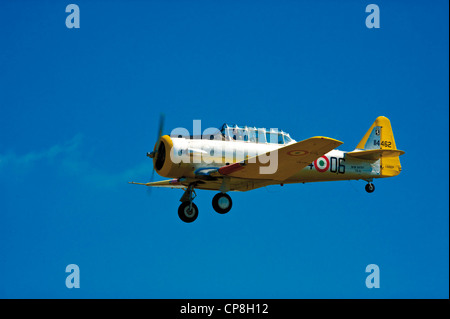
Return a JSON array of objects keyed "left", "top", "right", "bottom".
[
  {"left": 365, "top": 183, "right": 375, "bottom": 193},
  {"left": 178, "top": 184, "right": 198, "bottom": 223},
  {"left": 177, "top": 186, "right": 234, "bottom": 222},
  {"left": 212, "top": 192, "right": 232, "bottom": 214},
  {"left": 178, "top": 202, "right": 199, "bottom": 223}
]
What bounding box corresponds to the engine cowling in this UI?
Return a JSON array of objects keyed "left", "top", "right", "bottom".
[{"left": 153, "top": 135, "right": 179, "bottom": 178}]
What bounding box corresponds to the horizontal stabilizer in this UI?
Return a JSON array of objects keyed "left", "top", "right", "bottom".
[{"left": 346, "top": 149, "right": 405, "bottom": 160}]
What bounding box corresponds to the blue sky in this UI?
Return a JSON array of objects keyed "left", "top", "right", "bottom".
[{"left": 0, "top": 0, "right": 448, "bottom": 298}]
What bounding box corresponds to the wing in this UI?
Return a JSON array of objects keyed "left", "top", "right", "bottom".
[
  {"left": 217, "top": 136, "right": 343, "bottom": 181},
  {"left": 129, "top": 177, "right": 272, "bottom": 192},
  {"left": 128, "top": 179, "right": 185, "bottom": 189}
]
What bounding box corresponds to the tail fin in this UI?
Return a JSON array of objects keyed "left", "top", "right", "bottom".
[{"left": 355, "top": 116, "right": 404, "bottom": 177}]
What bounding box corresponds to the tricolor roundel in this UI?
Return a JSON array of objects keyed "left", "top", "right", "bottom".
[{"left": 314, "top": 156, "right": 330, "bottom": 172}]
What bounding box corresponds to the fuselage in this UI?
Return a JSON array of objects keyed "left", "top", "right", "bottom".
[{"left": 155, "top": 136, "right": 380, "bottom": 185}]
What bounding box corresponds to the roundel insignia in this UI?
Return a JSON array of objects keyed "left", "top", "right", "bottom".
[
  {"left": 287, "top": 150, "right": 309, "bottom": 156},
  {"left": 314, "top": 156, "right": 329, "bottom": 172}
]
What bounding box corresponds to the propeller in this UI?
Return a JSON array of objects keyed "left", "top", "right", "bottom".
[
  {"left": 146, "top": 113, "right": 165, "bottom": 196},
  {"left": 147, "top": 113, "right": 165, "bottom": 159}
]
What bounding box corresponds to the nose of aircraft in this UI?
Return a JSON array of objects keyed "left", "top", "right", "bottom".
[{"left": 153, "top": 135, "right": 175, "bottom": 177}]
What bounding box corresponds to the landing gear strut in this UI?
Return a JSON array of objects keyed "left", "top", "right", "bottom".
[
  {"left": 365, "top": 182, "right": 375, "bottom": 193},
  {"left": 178, "top": 184, "right": 198, "bottom": 223},
  {"left": 212, "top": 192, "right": 232, "bottom": 214}
]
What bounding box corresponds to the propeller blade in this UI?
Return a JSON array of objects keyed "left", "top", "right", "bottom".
[
  {"left": 147, "top": 113, "right": 165, "bottom": 159},
  {"left": 146, "top": 113, "right": 165, "bottom": 197},
  {"left": 154, "top": 113, "right": 165, "bottom": 152}
]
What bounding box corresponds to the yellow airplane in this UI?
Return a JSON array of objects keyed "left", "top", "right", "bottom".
[{"left": 130, "top": 116, "right": 404, "bottom": 223}]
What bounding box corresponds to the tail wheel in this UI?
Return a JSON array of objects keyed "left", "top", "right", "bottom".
[
  {"left": 178, "top": 202, "right": 199, "bottom": 223},
  {"left": 212, "top": 193, "right": 232, "bottom": 214},
  {"left": 365, "top": 183, "right": 375, "bottom": 193}
]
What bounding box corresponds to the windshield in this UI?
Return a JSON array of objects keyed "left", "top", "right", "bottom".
[{"left": 220, "top": 124, "right": 294, "bottom": 144}]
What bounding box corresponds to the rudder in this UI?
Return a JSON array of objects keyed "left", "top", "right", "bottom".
[{"left": 356, "top": 116, "right": 404, "bottom": 177}]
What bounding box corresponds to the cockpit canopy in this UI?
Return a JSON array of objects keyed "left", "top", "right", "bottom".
[{"left": 219, "top": 124, "right": 295, "bottom": 145}]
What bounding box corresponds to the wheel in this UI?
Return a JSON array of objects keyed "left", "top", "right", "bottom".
[
  {"left": 178, "top": 202, "right": 199, "bottom": 223},
  {"left": 365, "top": 183, "right": 375, "bottom": 193},
  {"left": 212, "top": 193, "right": 232, "bottom": 214}
]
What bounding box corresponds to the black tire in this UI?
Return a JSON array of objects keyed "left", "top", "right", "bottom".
[
  {"left": 178, "top": 202, "right": 199, "bottom": 223},
  {"left": 365, "top": 183, "right": 375, "bottom": 193},
  {"left": 212, "top": 193, "right": 232, "bottom": 214}
]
